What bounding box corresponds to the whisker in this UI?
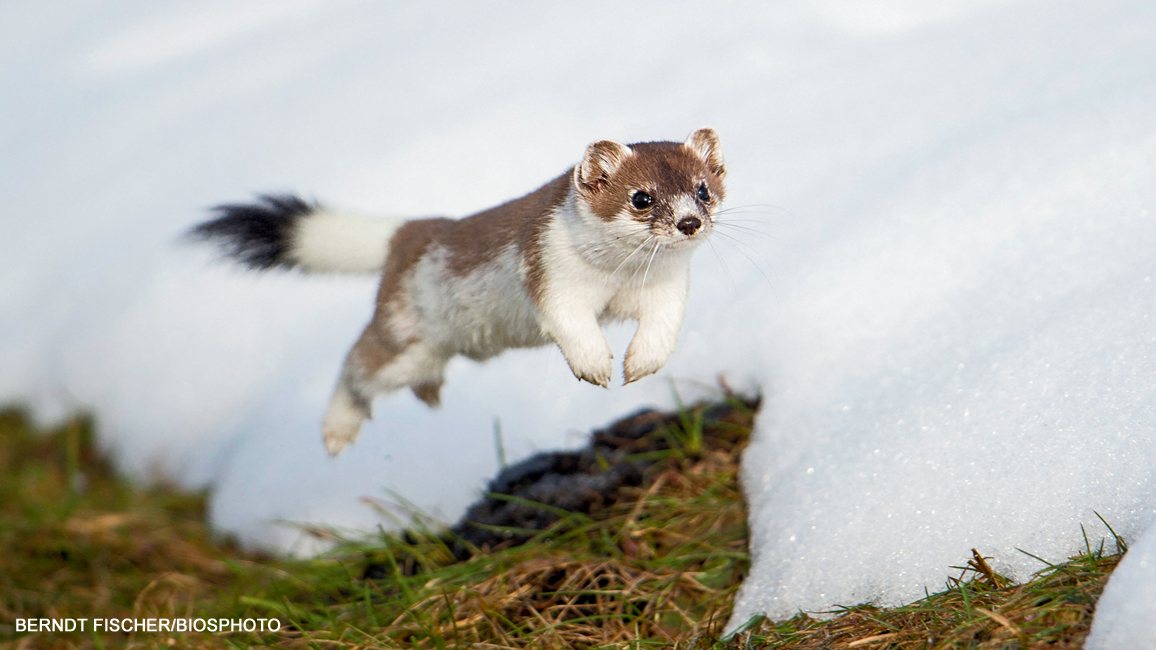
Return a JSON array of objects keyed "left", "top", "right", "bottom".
[
  {"left": 581, "top": 229, "right": 652, "bottom": 250},
  {"left": 713, "top": 230, "right": 775, "bottom": 269},
  {"left": 607, "top": 235, "right": 655, "bottom": 284},
  {"left": 714, "top": 230, "right": 775, "bottom": 245},
  {"left": 630, "top": 238, "right": 658, "bottom": 283},
  {"left": 640, "top": 239, "right": 662, "bottom": 293},
  {"left": 714, "top": 211, "right": 791, "bottom": 223},
  {"left": 715, "top": 203, "right": 792, "bottom": 215},
  {"left": 712, "top": 230, "right": 777, "bottom": 291},
  {"left": 596, "top": 224, "right": 652, "bottom": 242},
  {"left": 716, "top": 214, "right": 779, "bottom": 224},
  {"left": 714, "top": 222, "right": 777, "bottom": 240},
  {"left": 578, "top": 225, "right": 654, "bottom": 265},
  {"left": 706, "top": 238, "right": 737, "bottom": 290},
  {"left": 715, "top": 217, "right": 779, "bottom": 225},
  {"left": 714, "top": 212, "right": 785, "bottom": 226}
]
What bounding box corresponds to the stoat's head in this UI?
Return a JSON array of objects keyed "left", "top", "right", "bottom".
[{"left": 573, "top": 127, "right": 726, "bottom": 248}]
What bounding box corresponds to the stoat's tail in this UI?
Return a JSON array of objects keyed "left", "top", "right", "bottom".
[{"left": 190, "top": 194, "right": 402, "bottom": 274}]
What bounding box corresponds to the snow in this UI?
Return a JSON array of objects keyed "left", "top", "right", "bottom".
[
  {"left": 3, "top": 0, "right": 1155, "bottom": 637},
  {"left": 1087, "top": 524, "right": 1156, "bottom": 649},
  {"left": 726, "top": 90, "right": 1156, "bottom": 627}
]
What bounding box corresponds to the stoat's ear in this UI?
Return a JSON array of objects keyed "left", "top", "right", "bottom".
[
  {"left": 574, "top": 140, "right": 633, "bottom": 197},
  {"left": 685, "top": 127, "right": 726, "bottom": 180}
]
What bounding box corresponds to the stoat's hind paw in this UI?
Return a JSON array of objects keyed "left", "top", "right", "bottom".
[
  {"left": 322, "top": 388, "right": 369, "bottom": 457},
  {"left": 323, "top": 423, "right": 359, "bottom": 457},
  {"left": 411, "top": 381, "right": 443, "bottom": 408}
]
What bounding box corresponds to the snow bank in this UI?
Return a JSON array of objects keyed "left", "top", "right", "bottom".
[
  {"left": 1087, "top": 525, "right": 1156, "bottom": 649},
  {"left": 3, "top": 0, "right": 1156, "bottom": 634},
  {"left": 727, "top": 91, "right": 1156, "bottom": 625},
  {"left": 720, "top": 1, "right": 1156, "bottom": 627}
]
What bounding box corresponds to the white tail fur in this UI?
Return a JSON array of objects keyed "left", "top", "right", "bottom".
[{"left": 289, "top": 209, "right": 402, "bottom": 274}]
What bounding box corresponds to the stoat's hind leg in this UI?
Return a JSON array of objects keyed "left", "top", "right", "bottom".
[
  {"left": 323, "top": 325, "right": 448, "bottom": 456},
  {"left": 371, "top": 342, "right": 448, "bottom": 406},
  {"left": 322, "top": 377, "right": 371, "bottom": 457},
  {"left": 323, "top": 324, "right": 398, "bottom": 456},
  {"left": 411, "top": 381, "right": 443, "bottom": 408}
]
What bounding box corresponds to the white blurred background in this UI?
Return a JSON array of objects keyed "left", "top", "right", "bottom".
[{"left": 3, "top": 2, "right": 1155, "bottom": 642}]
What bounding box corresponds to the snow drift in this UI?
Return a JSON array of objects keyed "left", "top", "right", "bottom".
[{"left": 2, "top": 0, "right": 1155, "bottom": 640}]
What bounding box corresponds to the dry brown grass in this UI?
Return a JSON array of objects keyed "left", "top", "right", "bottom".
[
  {"left": 1, "top": 400, "right": 1123, "bottom": 650},
  {"left": 0, "top": 408, "right": 277, "bottom": 649},
  {"left": 723, "top": 548, "right": 1119, "bottom": 649},
  {"left": 268, "top": 397, "right": 755, "bottom": 649}
]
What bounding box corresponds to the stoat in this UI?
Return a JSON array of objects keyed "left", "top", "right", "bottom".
[{"left": 193, "top": 128, "right": 726, "bottom": 455}]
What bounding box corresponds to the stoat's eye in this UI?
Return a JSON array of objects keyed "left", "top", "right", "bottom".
[
  {"left": 697, "top": 183, "right": 711, "bottom": 202},
  {"left": 631, "top": 191, "right": 654, "bottom": 210}
]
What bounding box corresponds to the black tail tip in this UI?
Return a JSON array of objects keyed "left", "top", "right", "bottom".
[{"left": 189, "top": 194, "right": 316, "bottom": 270}]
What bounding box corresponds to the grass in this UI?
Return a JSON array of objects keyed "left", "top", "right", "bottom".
[
  {"left": 723, "top": 547, "right": 1119, "bottom": 649},
  {"left": 0, "top": 401, "right": 1122, "bottom": 649}
]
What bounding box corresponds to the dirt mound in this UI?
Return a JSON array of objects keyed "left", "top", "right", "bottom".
[{"left": 449, "top": 399, "right": 756, "bottom": 556}]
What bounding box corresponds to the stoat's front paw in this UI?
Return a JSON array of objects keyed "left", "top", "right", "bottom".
[
  {"left": 561, "top": 343, "right": 614, "bottom": 388},
  {"left": 623, "top": 341, "right": 671, "bottom": 385}
]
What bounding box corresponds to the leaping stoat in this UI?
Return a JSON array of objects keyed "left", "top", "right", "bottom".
[{"left": 193, "top": 128, "right": 726, "bottom": 456}]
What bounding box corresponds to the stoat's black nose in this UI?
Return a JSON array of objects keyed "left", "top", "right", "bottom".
[{"left": 677, "top": 216, "right": 702, "bottom": 236}]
